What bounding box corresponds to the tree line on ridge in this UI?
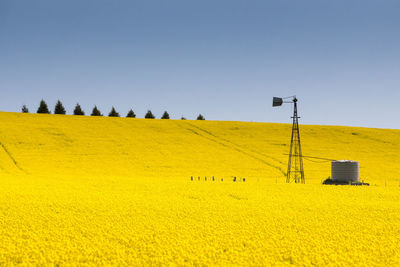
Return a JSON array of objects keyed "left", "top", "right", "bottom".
[{"left": 21, "top": 100, "right": 206, "bottom": 120}]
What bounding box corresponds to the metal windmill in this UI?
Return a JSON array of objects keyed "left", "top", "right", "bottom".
[{"left": 273, "top": 96, "right": 305, "bottom": 183}]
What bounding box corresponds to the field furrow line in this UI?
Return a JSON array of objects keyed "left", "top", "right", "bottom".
[
  {"left": 0, "top": 141, "right": 25, "bottom": 173},
  {"left": 181, "top": 123, "right": 286, "bottom": 175},
  {"left": 187, "top": 123, "right": 285, "bottom": 165}
]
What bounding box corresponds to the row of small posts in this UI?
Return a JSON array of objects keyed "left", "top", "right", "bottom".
[{"left": 191, "top": 176, "right": 245, "bottom": 182}]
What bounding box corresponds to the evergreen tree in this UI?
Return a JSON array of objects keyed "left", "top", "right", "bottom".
[
  {"left": 161, "top": 111, "right": 170, "bottom": 119},
  {"left": 91, "top": 106, "right": 102, "bottom": 116},
  {"left": 108, "top": 107, "right": 120, "bottom": 117},
  {"left": 54, "top": 100, "right": 66, "bottom": 115},
  {"left": 37, "top": 99, "right": 50, "bottom": 114},
  {"left": 73, "top": 103, "right": 85, "bottom": 115},
  {"left": 197, "top": 114, "right": 205, "bottom": 120},
  {"left": 126, "top": 109, "right": 136, "bottom": 118},
  {"left": 21, "top": 105, "right": 29, "bottom": 113},
  {"left": 145, "top": 110, "right": 155, "bottom": 119}
]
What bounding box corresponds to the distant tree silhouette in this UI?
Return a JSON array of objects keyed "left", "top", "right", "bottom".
[
  {"left": 145, "top": 110, "right": 155, "bottom": 119},
  {"left": 73, "top": 103, "right": 85, "bottom": 115},
  {"left": 181, "top": 116, "right": 187, "bottom": 120},
  {"left": 54, "top": 100, "right": 66, "bottom": 115},
  {"left": 161, "top": 111, "right": 170, "bottom": 119},
  {"left": 108, "top": 107, "right": 120, "bottom": 117},
  {"left": 126, "top": 109, "right": 136, "bottom": 118},
  {"left": 197, "top": 114, "right": 205, "bottom": 120},
  {"left": 91, "top": 106, "right": 102, "bottom": 116},
  {"left": 37, "top": 100, "right": 50, "bottom": 114},
  {"left": 21, "top": 105, "right": 29, "bottom": 113}
]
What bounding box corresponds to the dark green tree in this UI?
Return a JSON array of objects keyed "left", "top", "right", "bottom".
[
  {"left": 181, "top": 116, "right": 187, "bottom": 120},
  {"left": 161, "top": 111, "right": 170, "bottom": 119},
  {"left": 108, "top": 107, "right": 120, "bottom": 117},
  {"left": 126, "top": 109, "right": 136, "bottom": 118},
  {"left": 91, "top": 106, "right": 102, "bottom": 116},
  {"left": 21, "top": 105, "right": 29, "bottom": 113},
  {"left": 197, "top": 114, "right": 205, "bottom": 120},
  {"left": 145, "top": 110, "right": 155, "bottom": 119},
  {"left": 73, "top": 103, "right": 85, "bottom": 115},
  {"left": 37, "top": 99, "right": 50, "bottom": 114},
  {"left": 54, "top": 100, "right": 66, "bottom": 115}
]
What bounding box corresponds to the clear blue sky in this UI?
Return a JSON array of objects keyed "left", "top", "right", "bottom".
[{"left": 1, "top": 0, "right": 399, "bottom": 128}]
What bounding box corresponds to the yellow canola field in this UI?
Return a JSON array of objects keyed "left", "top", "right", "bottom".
[{"left": 0, "top": 112, "right": 399, "bottom": 265}]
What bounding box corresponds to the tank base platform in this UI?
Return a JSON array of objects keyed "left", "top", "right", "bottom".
[{"left": 322, "top": 179, "right": 369, "bottom": 186}]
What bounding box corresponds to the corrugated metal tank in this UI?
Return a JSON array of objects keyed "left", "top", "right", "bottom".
[{"left": 331, "top": 160, "right": 359, "bottom": 182}]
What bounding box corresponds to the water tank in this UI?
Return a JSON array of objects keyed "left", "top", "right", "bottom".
[{"left": 331, "top": 160, "right": 359, "bottom": 182}]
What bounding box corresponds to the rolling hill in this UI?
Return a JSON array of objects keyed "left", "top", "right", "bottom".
[{"left": 0, "top": 111, "right": 399, "bottom": 184}]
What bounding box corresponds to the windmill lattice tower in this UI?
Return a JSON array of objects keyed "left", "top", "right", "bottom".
[
  {"left": 287, "top": 98, "right": 305, "bottom": 183},
  {"left": 273, "top": 96, "right": 305, "bottom": 183}
]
